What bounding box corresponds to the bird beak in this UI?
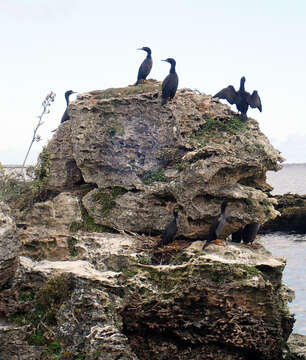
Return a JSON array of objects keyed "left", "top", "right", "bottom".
[
  {"left": 161, "top": 59, "right": 167, "bottom": 62},
  {"left": 137, "top": 48, "right": 143, "bottom": 50},
  {"left": 72, "top": 91, "right": 77, "bottom": 94}
]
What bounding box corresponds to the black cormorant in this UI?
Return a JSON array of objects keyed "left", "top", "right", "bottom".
[
  {"left": 204, "top": 200, "right": 230, "bottom": 248},
  {"left": 61, "top": 90, "right": 76, "bottom": 123},
  {"left": 135, "top": 47, "right": 152, "bottom": 85},
  {"left": 242, "top": 223, "right": 260, "bottom": 245},
  {"left": 231, "top": 228, "right": 243, "bottom": 243},
  {"left": 213, "top": 77, "right": 262, "bottom": 121},
  {"left": 231, "top": 223, "right": 260, "bottom": 246},
  {"left": 161, "top": 58, "right": 179, "bottom": 105},
  {"left": 156, "top": 208, "right": 179, "bottom": 247}
]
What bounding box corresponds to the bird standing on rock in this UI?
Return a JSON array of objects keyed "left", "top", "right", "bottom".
[
  {"left": 242, "top": 223, "right": 260, "bottom": 246},
  {"left": 61, "top": 90, "right": 77, "bottom": 123},
  {"left": 204, "top": 200, "right": 231, "bottom": 248},
  {"left": 156, "top": 208, "right": 179, "bottom": 247},
  {"left": 161, "top": 58, "right": 179, "bottom": 105},
  {"left": 135, "top": 47, "right": 152, "bottom": 85},
  {"left": 213, "top": 76, "right": 262, "bottom": 121},
  {"left": 231, "top": 223, "right": 260, "bottom": 246}
]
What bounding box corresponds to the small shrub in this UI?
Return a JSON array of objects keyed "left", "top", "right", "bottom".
[{"left": 141, "top": 169, "right": 167, "bottom": 185}]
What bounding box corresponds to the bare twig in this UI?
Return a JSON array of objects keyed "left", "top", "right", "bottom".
[{"left": 22, "top": 91, "right": 56, "bottom": 177}]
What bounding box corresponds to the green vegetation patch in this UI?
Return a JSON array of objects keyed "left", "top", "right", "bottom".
[
  {"left": 0, "top": 148, "right": 52, "bottom": 210},
  {"left": 35, "top": 275, "right": 73, "bottom": 310},
  {"left": 92, "top": 187, "right": 127, "bottom": 216},
  {"left": 141, "top": 169, "right": 167, "bottom": 185},
  {"left": 106, "top": 125, "right": 124, "bottom": 137},
  {"left": 207, "top": 263, "right": 262, "bottom": 284},
  {"left": 192, "top": 117, "right": 247, "bottom": 143},
  {"left": 70, "top": 204, "right": 116, "bottom": 233},
  {"left": 30, "top": 147, "right": 51, "bottom": 193},
  {"left": 67, "top": 236, "right": 78, "bottom": 257}
]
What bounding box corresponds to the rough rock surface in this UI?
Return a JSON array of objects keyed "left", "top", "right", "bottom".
[
  {"left": 17, "top": 192, "right": 83, "bottom": 259},
  {"left": 0, "top": 201, "right": 18, "bottom": 288},
  {"left": 0, "top": 233, "right": 295, "bottom": 360},
  {"left": 44, "top": 81, "right": 281, "bottom": 239},
  {"left": 262, "top": 193, "right": 306, "bottom": 233},
  {"left": 1, "top": 83, "right": 298, "bottom": 359},
  {"left": 288, "top": 334, "right": 306, "bottom": 359}
]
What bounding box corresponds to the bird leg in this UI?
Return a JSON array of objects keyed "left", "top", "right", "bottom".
[{"left": 212, "top": 239, "right": 225, "bottom": 246}]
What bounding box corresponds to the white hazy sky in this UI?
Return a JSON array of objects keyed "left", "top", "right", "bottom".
[{"left": 0, "top": 0, "right": 305, "bottom": 164}]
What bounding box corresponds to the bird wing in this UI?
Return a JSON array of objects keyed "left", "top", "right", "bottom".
[
  {"left": 213, "top": 85, "right": 237, "bottom": 105},
  {"left": 247, "top": 91, "right": 262, "bottom": 112},
  {"left": 137, "top": 58, "right": 152, "bottom": 80},
  {"left": 162, "top": 74, "right": 171, "bottom": 92}
]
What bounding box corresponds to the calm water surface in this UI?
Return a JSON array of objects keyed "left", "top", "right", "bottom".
[
  {"left": 261, "top": 233, "right": 306, "bottom": 335},
  {"left": 267, "top": 163, "right": 306, "bottom": 195}
]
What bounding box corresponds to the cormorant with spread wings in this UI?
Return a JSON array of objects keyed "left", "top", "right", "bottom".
[{"left": 213, "top": 76, "right": 262, "bottom": 121}]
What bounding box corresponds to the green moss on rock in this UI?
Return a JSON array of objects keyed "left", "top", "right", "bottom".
[
  {"left": 141, "top": 169, "right": 167, "bottom": 185},
  {"left": 92, "top": 187, "right": 127, "bottom": 216},
  {"left": 192, "top": 117, "right": 247, "bottom": 144}
]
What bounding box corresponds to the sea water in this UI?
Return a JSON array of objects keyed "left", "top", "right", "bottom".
[
  {"left": 262, "top": 164, "right": 306, "bottom": 334},
  {"left": 260, "top": 233, "right": 306, "bottom": 335}
]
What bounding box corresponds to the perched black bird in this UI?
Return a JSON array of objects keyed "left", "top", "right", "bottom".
[
  {"left": 204, "top": 200, "right": 230, "bottom": 248},
  {"left": 61, "top": 90, "right": 76, "bottom": 123},
  {"left": 242, "top": 223, "right": 260, "bottom": 245},
  {"left": 161, "top": 58, "right": 179, "bottom": 105},
  {"left": 135, "top": 47, "right": 152, "bottom": 85},
  {"left": 157, "top": 208, "right": 179, "bottom": 247},
  {"left": 213, "top": 77, "right": 262, "bottom": 121},
  {"left": 231, "top": 223, "right": 260, "bottom": 246},
  {"left": 231, "top": 227, "right": 243, "bottom": 243}
]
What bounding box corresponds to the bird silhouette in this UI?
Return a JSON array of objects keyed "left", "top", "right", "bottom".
[
  {"left": 231, "top": 223, "right": 260, "bottom": 246},
  {"left": 61, "top": 90, "right": 76, "bottom": 123},
  {"left": 161, "top": 58, "right": 179, "bottom": 105},
  {"left": 213, "top": 77, "right": 262, "bottom": 121},
  {"left": 135, "top": 47, "right": 152, "bottom": 85}
]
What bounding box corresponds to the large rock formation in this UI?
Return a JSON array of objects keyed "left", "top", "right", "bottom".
[
  {"left": 262, "top": 193, "right": 306, "bottom": 233},
  {"left": 1, "top": 82, "right": 301, "bottom": 359},
  {"left": 43, "top": 81, "right": 281, "bottom": 239}
]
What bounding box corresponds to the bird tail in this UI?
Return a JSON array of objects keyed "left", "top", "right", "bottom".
[{"left": 161, "top": 97, "right": 167, "bottom": 106}]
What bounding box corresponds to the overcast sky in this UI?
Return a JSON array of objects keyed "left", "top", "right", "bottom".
[{"left": 1, "top": 0, "right": 305, "bottom": 164}]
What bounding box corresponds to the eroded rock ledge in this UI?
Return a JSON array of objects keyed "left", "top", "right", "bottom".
[
  {"left": 0, "top": 230, "right": 295, "bottom": 360},
  {"left": 262, "top": 193, "right": 306, "bottom": 233}
]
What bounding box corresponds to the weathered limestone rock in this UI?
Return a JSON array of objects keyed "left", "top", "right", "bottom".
[
  {"left": 44, "top": 82, "right": 282, "bottom": 238},
  {"left": 262, "top": 193, "right": 306, "bottom": 233},
  {"left": 288, "top": 334, "right": 306, "bottom": 359},
  {"left": 0, "top": 202, "right": 18, "bottom": 288},
  {"left": 0, "top": 235, "right": 295, "bottom": 360},
  {"left": 17, "top": 192, "right": 82, "bottom": 259}
]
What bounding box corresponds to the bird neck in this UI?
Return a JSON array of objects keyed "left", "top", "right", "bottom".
[
  {"left": 239, "top": 79, "right": 245, "bottom": 92},
  {"left": 169, "top": 63, "right": 176, "bottom": 74},
  {"left": 146, "top": 52, "right": 152, "bottom": 59},
  {"left": 65, "top": 95, "right": 70, "bottom": 105}
]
